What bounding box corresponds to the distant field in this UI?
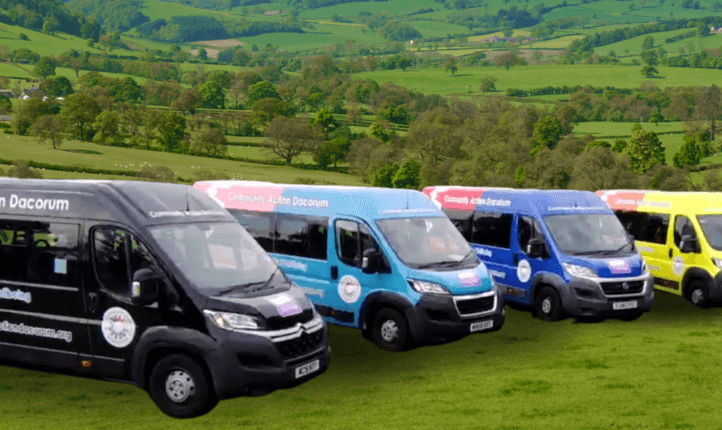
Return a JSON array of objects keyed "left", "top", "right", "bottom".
[
  {"left": 297, "top": 0, "right": 441, "bottom": 20},
  {"left": 0, "top": 24, "right": 112, "bottom": 57},
  {"left": 0, "top": 63, "right": 32, "bottom": 79},
  {"left": 531, "top": 35, "right": 586, "bottom": 49},
  {"left": 403, "top": 20, "right": 472, "bottom": 40},
  {"left": 468, "top": 29, "right": 531, "bottom": 43},
  {"left": 355, "top": 65, "right": 722, "bottom": 96},
  {"left": 0, "top": 134, "right": 363, "bottom": 185},
  {"left": 594, "top": 28, "right": 722, "bottom": 56}
]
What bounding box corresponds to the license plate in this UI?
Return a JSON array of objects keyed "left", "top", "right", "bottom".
[
  {"left": 470, "top": 320, "right": 494, "bottom": 332},
  {"left": 295, "top": 359, "right": 320, "bottom": 379},
  {"left": 613, "top": 300, "right": 638, "bottom": 310}
]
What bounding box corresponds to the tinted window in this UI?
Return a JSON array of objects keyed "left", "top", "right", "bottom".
[
  {"left": 674, "top": 215, "right": 697, "bottom": 248},
  {"left": 229, "top": 209, "right": 274, "bottom": 252},
  {"left": 518, "top": 216, "right": 548, "bottom": 257},
  {"left": 443, "top": 209, "right": 473, "bottom": 241},
  {"left": 336, "top": 220, "right": 379, "bottom": 268},
  {"left": 472, "top": 212, "right": 513, "bottom": 248},
  {"left": 0, "top": 221, "right": 79, "bottom": 285},
  {"left": 93, "top": 228, "right": 158, "bottom": 295},
  {"left": 275, "top": 214, "right": 327, "bottom": 260},
  {"left": 616, "top": 211, "right": 669, "bottom": 245}
]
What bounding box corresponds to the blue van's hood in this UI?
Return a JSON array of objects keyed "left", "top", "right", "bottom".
[
  {"left": 564, "top": 254, "right": 644, "bottom": 278},
  {"left": 406, "top": 262, "right": 493, "bottom": 295}
]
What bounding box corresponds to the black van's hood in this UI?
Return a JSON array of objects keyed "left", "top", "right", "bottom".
[{"left": 204, "top": 286, "right": 315, "bottom": 330}]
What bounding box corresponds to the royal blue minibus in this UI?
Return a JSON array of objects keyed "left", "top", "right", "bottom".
[
  {"left": 195, "top": 181, "right": 505, "bottom": 351},
  {"left": 424, "top": 186, "right": 654, "bottom": 321}
]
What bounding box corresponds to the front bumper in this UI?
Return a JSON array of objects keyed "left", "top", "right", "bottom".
[
  {"left": 562, "top": 273, "right": 655, "bottom": 318},
  {"left": 205, "top": 315, "right": 331, "bottom": 401},
  {"left": 405, "top": 288, "right": 506, "bottom": 345}
]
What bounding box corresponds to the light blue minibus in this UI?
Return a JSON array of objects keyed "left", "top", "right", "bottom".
[{"left": 195, "top": 181, "right": 505, "bottom": 351}]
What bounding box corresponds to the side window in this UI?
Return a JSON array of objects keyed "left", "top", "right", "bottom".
[
  {"left": 0, "top": 222, "right": 79, "bottom": 285},
  {"left": 443, "top": 209, "right": 473, "bottom": 241},
  {"left": 336, "top": 220, "right": 378, "bottom": 268},
  {"left": 518, "top": 216, "right": 546, "bottom": 256},
  {"left": 275, "top": 214, "right": 328, "bottom": 260},
  {"left": 229, "top": 209, "right": 274, "bottom": 252},
  {"left": 93, "top": 227, "right": 158, "bottom": 295},
  {"left": 472, "top": 212, "right": 513, "bottom": 248},
  {"left": 674, "top": 215, "right": 697, "bottom": 248},
  {"left": 617, "top": 211, "right": 669, "bottom": 245}
]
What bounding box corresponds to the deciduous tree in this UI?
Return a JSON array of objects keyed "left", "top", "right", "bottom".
[
  {"left": 626, "top": 129, "right": 665, "bottom": 173},
  {"left": 264, "top": 117, "right": 322, "bottom": 165},
  {"left": 31, "top": 115, "right": 64, "bottom": 149},
  {"left": 61, "top": 92, "right": 100, "bottom": 141}
]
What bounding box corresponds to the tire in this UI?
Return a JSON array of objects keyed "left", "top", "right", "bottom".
[
  {"left": 618, "top": 312, "right": 643, "bottom": 322},
  {"left": 371, "top": 308, "right": 410, "bottom": 352},
  {"left": 148, "top": 354, "right": 218, "bottom": 419},
  {"left": 687, "top": 280, "right": 709, "bottom": 308},
  {"left": 535, "top": 286, "right": 563, "bottom": 322}
]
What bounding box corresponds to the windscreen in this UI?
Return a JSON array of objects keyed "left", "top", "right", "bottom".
[
  {"left": 149, "top": 222, "right": 279, "bottom": 293},
  {"left": 697, "top": 215, "right": 722, "bottom": 251},
  {"left": 544, "top": 213, "right": 633, "bottom": 256},
  {"left": 376, "top": 217, "right": 478, "bottom": 270}
]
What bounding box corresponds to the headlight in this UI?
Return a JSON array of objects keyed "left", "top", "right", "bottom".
[
  {"left": 408, "top": 279, "right": 449, "bottom": 294},
  {"left": 713, "top": 258, "right": 722, "bottom": 270},
  {"left": 562, "top": 263, "right": 597, "bottom": 279},
  {"left": 641, "top": 260, "right": 649, "bottom": 274},
  {"left": 204, "top": 310, "right": 261, "bottom": 330}
]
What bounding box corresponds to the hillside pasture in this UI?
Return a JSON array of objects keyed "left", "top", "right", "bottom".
[
  {"left": 0, "top": 25, "right": 112, "bottom": 57},
  {"left": 297, "top": 0, "right": 441, "bottom": 20},
  {"left": 0, "top": 134, "right": 363, "bottom": 185},
  {"left": 593, "top": 28, "right": 722, "bottom": 57}
]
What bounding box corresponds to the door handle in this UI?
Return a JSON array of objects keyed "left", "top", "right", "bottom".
[
  {"left": 88, "top": 292, "right": 98, "bottom": 313},
  {"left": 668, "top": 248, "right": 673, "bottom": 258},
  {"left": 330, "top": 265, "right": 338, "bottom": 280}
]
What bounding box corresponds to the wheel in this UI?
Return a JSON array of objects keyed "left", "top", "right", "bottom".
[
  {"left": 535, "top": 286, "right": 563, "bottom": 322},
  {"left": 687, "top": 280, "right": 709, "bottom": 308},
  {"left": 371, "top": 308, "right": 410, "bottom": 352},
  {"left": 618, "top": 312, "right": 643, "bottom": 322},
  {"left": 148, "top": 354, "right": 218, "bottom": 419}
]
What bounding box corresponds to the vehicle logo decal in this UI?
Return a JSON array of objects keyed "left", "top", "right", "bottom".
[
  {"left": 608, "top": 259, "right": 631, "bottom": 274},
  {"left": 672, "top": 256, "right": 685, "bottom": 276},
  {"left": 338, "top": 275, "right": 362, "bottom": 304},
  {"left": 267, "top": 293, "right": 303, "bottom": 317},
  {"left": 517, "top": 260, "right": 531, "bottom": 283},
  {"left": 101, "top": 307, "right": 136, "bottom": 348},
  {"left": 459, "top": 271, "right": 481, "bottom": 287}
]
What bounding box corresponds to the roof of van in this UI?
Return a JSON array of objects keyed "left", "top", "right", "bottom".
[
  {"left": 423, "top": 186, "right": 609, "bottom": 216},
  {"left": 0, "top": 179, "right": 231, "bottom": 226},
  {"left": 597, "top": 189, "right": 722, "bottom": 214},
  {"left": 194, "top": 180, "right": 443, "bottom": 219}
]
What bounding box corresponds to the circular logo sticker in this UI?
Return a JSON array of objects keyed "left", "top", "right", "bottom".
[
  {"left": 517, "top": 260, "right": 532, "bottom": 283},
  {"left": 672, "top": 256, "right": 685, "bottom": 276},
  {"left": 338, "top": 275, "right": 362, "bottom": 304},
  {"left": 101, "top": 307, "right": 136, "bottom": 348}
]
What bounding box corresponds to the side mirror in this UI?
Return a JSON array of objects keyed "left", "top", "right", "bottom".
[
  {"left": 526, "top": 238, "right": 546, "bottom": 258},
  {"left": 680, "top": 235, "right": 699, "bottom": 253},
  {"left": 131, "top": 268, "right": 162, "bottom": 305},
  {"left": 362, "top": 248, "right": 381, "bottom": 274}
]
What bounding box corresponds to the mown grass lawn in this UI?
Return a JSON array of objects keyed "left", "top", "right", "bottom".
[{"left": 0, "top": 292, "right": 719, "bottom": 429}]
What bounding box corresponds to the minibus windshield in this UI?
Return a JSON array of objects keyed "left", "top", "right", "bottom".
[
  {"left": 149, "top": 222, "right": 281, "bottom": 294},
  {"left": 376, "top": 217, "right": 478, "bottom": 270},
  {"left": 697, "top": 215, "right": 722, "bottom": 251},
  {"left": 545, "top": 213, "right": 633, "bottom": 256}
]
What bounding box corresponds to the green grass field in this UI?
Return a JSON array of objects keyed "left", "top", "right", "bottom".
[
  {"left": 0, "top": 134, "right": 363, "bottom": 185},
  {"left": 0, "top": 24, "right": 127, "bottom": 57},
  {"left": 356, "top": 64, "right": 722, "bottom": 96},
  {"left": 0, "top": 292, "right": 719, "bottom": 429},
  {"left": 297, "top": 0, "right": 441, "bottom": 20}
]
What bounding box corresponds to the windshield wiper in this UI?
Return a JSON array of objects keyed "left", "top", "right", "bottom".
[
  {"left": 598, "top": 242, "right": 634, "bottom": 255},
  {"left": 217, "top": 267, "right": 281, "bottom": 296}
]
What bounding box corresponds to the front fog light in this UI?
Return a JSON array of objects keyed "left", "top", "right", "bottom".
[{"left": 204, "top": 310, "right": 260, "bottom": 330}]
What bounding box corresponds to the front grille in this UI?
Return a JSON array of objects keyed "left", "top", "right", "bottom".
[
  {"left": 276, "top": 330, "right": 323, "bottom": 359},
  {"left": 600, "top": 280, "right": 644, "bottom": 295},
  {"left": 455, "top": 295, "right": 495, "bottom": 316}
]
